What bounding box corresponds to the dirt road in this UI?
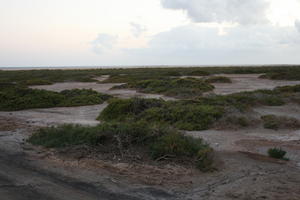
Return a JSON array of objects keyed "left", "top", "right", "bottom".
[{"left": 0, "top": 124, "right": 178, "bottom": 200}]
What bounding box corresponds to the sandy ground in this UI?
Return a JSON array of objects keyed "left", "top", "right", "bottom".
[
  {"left": 209, "top": 74, "right": 300, "bottom": 95},
  {"left": 253, "top": 103, "right": 300, "bottom": 120},
  {"left": 30, "top": 74, "right": 300, "bottom": 99},
  {"left": 30, "top": 80, "right": 175, "bottom": 101},
  {"left": 1, "top": 75, "right": 300, "bottom": 199},
  {"left": 0, "top": 104, "right": 106, "bottom": 127}
]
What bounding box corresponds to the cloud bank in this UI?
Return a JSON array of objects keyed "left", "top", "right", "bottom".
[
  {"left": 130, "top": 22, "right": 147, "bottom": 37},
  {"left": 161, "top": 0, "right": 270, "bottom": 24},
  {"left": 123, "top": 24, "right": 300, "bottom": 65},
  {"left": 296, "top": 20, "right": 300, "bottom": 32},
  {"left": 91, "top": 34, "right": 117, "bottom": 54}
]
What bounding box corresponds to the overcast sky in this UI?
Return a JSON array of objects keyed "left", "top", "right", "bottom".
[{"left": 1, "top": 0, "right": 300, "bottom": 67}]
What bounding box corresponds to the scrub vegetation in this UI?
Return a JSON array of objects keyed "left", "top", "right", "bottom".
[
  {"left": 28, "top": 122, "right": 214, "bottom": 171},
  {"left": 1, "top": 65, "right": 300, "bottom": 85},
  {"left": 9, "top": 66, "right": 299, "bottom": 171},
  {"left": 98, "top": 98, "right": 224, "bottom": 131},
  {"left": 268, "top": 148, "right": 288, "bottom": 160},
  {"left": 112, "top": 78, "right": 215, "bottom": 98},
  {"left": 260, "top": 69, "right": 300, "bottom": 80},
  {"left": 0, "top": 84, "right": 111, "bottom": 111},
  {"left": 206, "top": 76, "right": 232, "bottom": 83},
  {"left": 100, "top": 84, "right": 300, "bottom": 131},
  {"left": 261, "top": 115, "right": 300, "bottom": 130}
]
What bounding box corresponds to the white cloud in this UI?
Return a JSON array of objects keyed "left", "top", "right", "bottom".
[
  {"left": 160, "top": 0, "right": 270, "bottom": 25},
  {"left": 296, "top": 20, "right": 300, "bottom": 32},
  {"left": 90, "top": 34, "right": 117, "bottom": 54},
  {"left": 123, "top": 24, "right": 300, "bottom": 65},
  {"left": 130, "top": 22, "right": 147, "bottom": 37}
]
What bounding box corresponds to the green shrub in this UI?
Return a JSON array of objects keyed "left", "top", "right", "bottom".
[
  {"left": 261, "top": 115, "right": 280, "bottom": 130},
  {"left": 224, "top": 116, "right": 250, "bottom": 127},
  {"left": 99, "top": 98, "right": 224, "bottom": 131},
  {"left": 268, "top": 148, "right": 287, "bottom": 160},
  {"left": 261, "top": 115, "right": 300, "bottom": 130},
  {"left": 196, "top": 147, "right": 214, "bottom": 172},
  {"left": 0, "top": 86, "right": 111, "bottom": 111},
  {"left": 22, "top": 79, "right": 53, "bottom": 86},
  {"left": 162, "top": 71, "right": 182, "bottom": 76},
  {"left": 276, "top": 85, "right": 300, "bottom": 93},
  {"left": 259, "top": 95, "right": 285, "bottom": 106},
  {"left": 198, "top": 89, "right": 286, "bottom": 111},
  {"left": 112, "top": 78, "right": 214, "bottom": 99},
  {"left": 60, "top": 89, "right": 111, "bottom": 106},
  {"left": 28, "top": 122, "right": 214, "bottom": 171},
  {"left": 28, "top": 124, "right": 104, "bottom": 147},
  {"left": 262, "top": 70, "right": 300, "bottom": 80},
  {"left": 98, "top": 98, "right": 163, "bottom": 121},
  {"left": 187, "top": 70, "right": 210, "bottom": 76},
  {"left": 206, "top": 76, "right": 232, "bottom": 83},
  {"left": 142, "top": 103, "right": 224, "bottom": 130}
]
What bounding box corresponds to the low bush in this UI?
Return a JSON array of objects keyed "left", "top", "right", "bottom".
[
  {"left": 268, "top": 148, "right": 287, "bottom": 160},
  {"left": 59, "top": 89, "right": 111, "bottom": 107},
  {"left": 28, "top": 122, "right": 214, "bottom": 171},
  {"left": 187, "top": 70, "right": 210, "bottom": 76},
  {"left": 261, "top": 115, "right": 300, "bottom": 130},
  {"left": 99, "top": 98, "right": 224, "bottom": 131},
  {"left": 142, "top": 103, "right": 224, "bottom": 130},
  {"left": 276, "top": 85, "right": 300, "bottom": 93},
  {"left": 223, "top": 116, "right": 250, "bottom": 128},
  {"left": 198, "top": 89, "right": 286, "bottom": 111},
  {"left": 0, "top": 86, "right": 111, "bottom": 111},
  {"left": 22, "top": 79, "right": 53, "bottom": 86},
  {"left": 261, "top": 70, "right": 300, "bottom": 80},
  {"left": 261, "top": 115, "right": 280, "bottom": 130},
  {"left": 98, "top": 98, "right": 164, "bottom": 121},
  {"left": 112, "top": 78, "right": 215, "bottom": 99},
  {"left": 206, "top": 76, "right": 232, "bottom": 83}
]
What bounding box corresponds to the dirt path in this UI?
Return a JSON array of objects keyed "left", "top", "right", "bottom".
[{"left": 0, "top": 120, "right": 179, "bottom": 200}]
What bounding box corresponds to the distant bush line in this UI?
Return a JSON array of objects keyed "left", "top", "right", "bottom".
[{"left": 1, "top": 65, "right": 300, "bottom": 85}]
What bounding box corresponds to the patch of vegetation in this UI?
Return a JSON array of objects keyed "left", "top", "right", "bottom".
[
  {"left": 112, "top": 78, "right": 215, "bottom": 99},
  {"left": 0, "top": 86, "right": 111, "bottom": 111},
  {"left": 276, "top": 84, "right": 300, "bottom": 93},
  {"left": 22, "top": 79, "right": 53, "bottom": 86},
  {"left": 260, "top": 69, "right": 300, "bottom": 80},
  {"left": 261, "top": 115, "right": 300, "bottom": 130},
  {"left": 197, "top": 89, "right": 285, "bottom": 112},
  {"left": 268, "top": 148, "right": 288, "bottom": 160},
  {"left": 221, "top": 116, "right": 250, "bottom": 128},
  {"left": 261, "top": 115, "right": 280, "bottom": 130},
  {"left": 206, "top": 76, "right": 232, "bottom": 83},
  {"left": 100, "top": 85, "right": 300, "bottom": 131},
  {"left": 98, "top": 98, "right": 224, "bottom": 131},
  {"left": 28, "top": 122, "right": 214, "bottom": 171},
  {"left": 186, "top": 70, "right": 210, "bottom": 76},
  {"left": 1, "top": 66, "right": 300, "bottom": 85}
]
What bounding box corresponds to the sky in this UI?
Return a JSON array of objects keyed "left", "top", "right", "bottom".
[{"left": 0, "top": 0, "right": 300, "bottom": 67}]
